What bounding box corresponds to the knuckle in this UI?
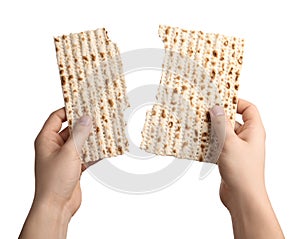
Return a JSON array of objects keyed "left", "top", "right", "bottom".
[
  {"left": 34, "top": 132, "right": 48, "bottom": 149},
  {"left": 34, "top": 134, "right": 41, "bottom": 148},
  {"left": 250, "top": 103, "right": 258, "bottom": 112},
  {"left": 49, "top": 111, "right": 56, "bottom": 119}
]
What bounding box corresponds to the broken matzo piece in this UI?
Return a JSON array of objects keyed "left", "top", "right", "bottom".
[
  {"left": 54, "top": 28, "right": 129, "bottom": 163},
  {"left": 140, "top": 25, "right": 244, "bottom": 163}
]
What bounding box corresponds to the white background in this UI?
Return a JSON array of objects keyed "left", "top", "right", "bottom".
[{"left": 1, "top": 0, "right": 299, "bottom": 238}]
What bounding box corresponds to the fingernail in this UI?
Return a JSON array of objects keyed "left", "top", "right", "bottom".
[
  {"left": 77, "top": 116, "right": 91, "bottom": 126},
  {"left": 210, "top": 105, "right": 224, "bottom": 116}
]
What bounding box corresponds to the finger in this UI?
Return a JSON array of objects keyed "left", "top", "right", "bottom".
[
  {"left": 40, "top": 108, "right": 66, "bottom": 134},
  {"left": 64, "top": 116, "right": 92, "bottom": 157},
  {"left": 81, "top": 160, "right": 100, "bottom": 172},
  {"left": 59, "top": 126, "right": 70, "bottom": 142},
  {"left": 234, "top": 121, "right": 244, "bottom": 135},
  {"left": 237, "top": 99, "right": 263, "bottom": 127},
  {"left": 81, "top": 164, "right": 86, "bottom": 172},
  {"left": 236, "top": 99, "right": 265, "bottom": 142},
  {"left": 234, "top": 121, "right": 242, "bottom": 132}
]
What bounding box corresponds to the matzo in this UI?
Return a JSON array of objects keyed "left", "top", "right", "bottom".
[
  {"left": 140, "top": 25, "right": 244, "bottom": 163},
  {"left": 54, "top": 28, "right": 129, "bottom": 163}
]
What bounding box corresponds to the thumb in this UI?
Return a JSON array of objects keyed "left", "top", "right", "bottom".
[
  {"left": 209, "top": 105, "right": 235, "bottom": 142},
  {"left": 203, "top": 106, "right": 226, "bottom": 163},
  {"left": 205, "top": 106, "right": 231, "bottom": 163},
  {"left": 209, "top": 106, "right": 226, "bottom": 143},
  {"left": 64, "top": 116, "right": 92, "bottom": 156}
]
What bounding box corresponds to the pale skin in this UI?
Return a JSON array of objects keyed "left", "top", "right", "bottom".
[
  {"left": 210, "top": 99, "right": 284, "bottom": 239},
  {"left": 19, "top": 109, "right": 92, "bottom": 239},
  {"left": 19, "top": 99, "right": 284, "bottom": 239}
]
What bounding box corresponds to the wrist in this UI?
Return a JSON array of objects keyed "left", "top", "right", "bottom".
[
  {"left": 222, "top": 182, "right": 268, "bottom": 216},
  {"left": 228, "top": 187, "right": 270, "bottom": 218},
  {"left": 19, "top": 197, "right": 71, "bottom": 239},
  {"left": 226, "top": 188, "right": 284, "bottom": 239},
  {"left": 32, "top": 195, "right": 72, "bottom": 224}
]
